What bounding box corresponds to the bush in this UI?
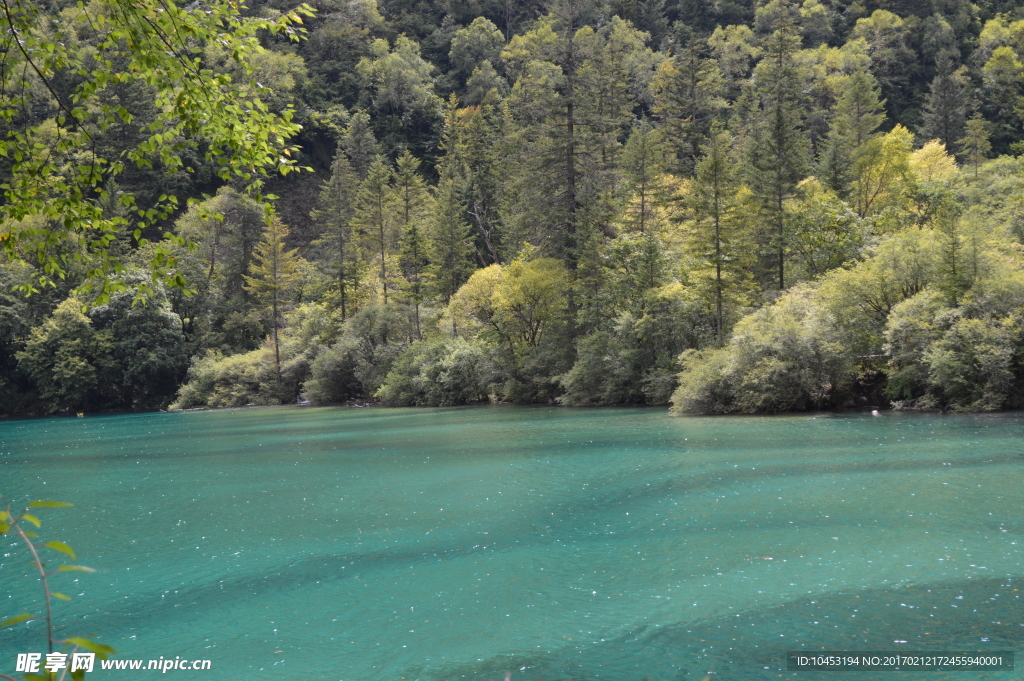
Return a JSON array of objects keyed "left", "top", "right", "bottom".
[
  {"left": 88, "top": 282, "right": 189, "bottom": 409},
  {"left": 926, "top": 316, "right": 1021, "bottom": 411},
  {"left": 171, "top": 349, "right": 277, "bottom": 408},
  {"left": 303, "top": 304, "right": 418, "bottom": 404},
  {"left": 172, "top": 303, "right": 337, "bottom": 408},
  {"left": 303, "top": 337, "right": 363, "bottom": 404},
  {"left": 18, "top": 279, "right": 189, "bottom": 412},
  {"left": 375, "top": 337, "right": 498, "bottom": 406},
  {"left": 559, "top": 284, "right": 715, "bottom": 406},
  {"left": 670, "top": 286, "right": 858, "bottom": 414},
  {"left": 884, "top": 287, "right": 1024, "bottom": 412}
]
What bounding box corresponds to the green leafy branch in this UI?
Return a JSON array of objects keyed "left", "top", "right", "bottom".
[
  {"left": 0, "top": 498, "right": 114, "bottom": 681},
  {"left": 0, "top": 0, "right": 316, "bottom": 303}
]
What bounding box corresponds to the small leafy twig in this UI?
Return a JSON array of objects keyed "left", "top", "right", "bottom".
[{"left": 1, "top": 498, "right": 109, "bottom": 680}]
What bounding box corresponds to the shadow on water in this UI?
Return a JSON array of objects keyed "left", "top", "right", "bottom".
[{"left": 417, "top": 577, "right": 1022, "bottom": 681}]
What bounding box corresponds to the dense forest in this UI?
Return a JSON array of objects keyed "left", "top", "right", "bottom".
[{"left": 3, "top": 0, "right": 1024, "bottom": 416}]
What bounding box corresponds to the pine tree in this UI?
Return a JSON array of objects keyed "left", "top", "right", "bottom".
[
  {"left": 392, "top": 151, "right": 433, "bottom": 235},
  {"left": 428, "top": 164, "right": 475, "bottom": 305},
  {"left": 935, "top": 197, "right": 971, "bottom": 307},
  {"left": 652, "top": 38, "right": 727, "bottom": 175},
  {"left": 352, "top": 156, "right": 396, "bottom": 304},
  {"left": 921, "top": 56, "right": 970, "bottom": 152},
  {"left": 620, "top": 120, "right": 666, "bottom": 234},
  {"left": 392, "top": 150, "right": 434, "bottom": 337},
  {"left": 742, "top": 20, "right": 811, "bottom": 291},
  {"left": 311, "top": 148, "right": 360, "bottom": 320},
  {"left": 692, "top": 126, "right": 741, "bottom": 342},
  {"left": 819, "top": 70, "right": 887, "bottom": 195},
  {"left": 958, "top": 113, "right": 992, "bottom": 178},
  {"left": 243, "top": 217, "right": 303, "bottom": 391},
  {"left": 342, "top": 111, "right": 381, "bottom": 180},
  {"left": 458, "top": 101, "right": 506, "bottom": 264}
]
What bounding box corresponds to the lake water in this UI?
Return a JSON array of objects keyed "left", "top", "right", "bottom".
[{"left": 1, "top": 406, "right": 1021, "bottom": 680}]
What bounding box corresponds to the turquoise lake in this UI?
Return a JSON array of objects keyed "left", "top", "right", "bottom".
[{"left": 1, "top": 406, "right": 1021, "bottom": 680}]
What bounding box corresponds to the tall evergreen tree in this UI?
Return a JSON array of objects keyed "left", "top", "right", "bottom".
[
  {"left": 392, "top": 151, "right": 434, "bottom": 337},
  {"left": 692, "top": 126, "right": 741, "bottom": 342},
  {"left": 934, "top": 197, "right": 971, "bottom": 307},
  {"left": 342, "top": 111, "right": 382, "bottom": 180},
  {"left": 457, "top": 103, "right": 506, "bottom": 265},
  {"left": 243, "top": 217, "right": 303, "bottom": 391},
  {"left": 958, "top": 113, "right": 992, "bottom": 178},
  {"left": 652, "top": 38, "right": 727, "bottom": 175},
  {"left": 818, "top": 70, "right": 887, "bottom": 195},
  {"left": 311, "top": 148, "right": 360, "bottom": 320},
  {"left": 742, "top": 19, "right": 811, "bottom": 291},
  {"left": 352, "top": 156, "right": 396, "bottom": 304},
  {"left": 428, "top": 166, "right": 475, "bottom": 305},
  {"left": 920, "top": 56, "right": 970, "bottom": 151},
  {"left": 620, "top": 120, "right": 666, "bottom": 234}
]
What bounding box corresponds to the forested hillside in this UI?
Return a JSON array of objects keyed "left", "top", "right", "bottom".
[{"left": 4, "top": 0, "right": 1024, "bottom": 415}]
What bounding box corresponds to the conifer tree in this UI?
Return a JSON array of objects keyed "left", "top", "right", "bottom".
[
  {"left": 958, "top": 113, "right": 992, "bottom": 178},
  {"left": 311, "top": 148, "right": 360, "bottom": 320},
  {"left": 819, "top": 70, "right": 887, "bottom": 194},
  {"left": 934, "top": 197, "right": 971, "bottom": 307},
  {"left": 620, "top": 120, "right": 666, "bottom": 234},
  {"left": 652, "top": 38, "right": 727, "bottom": 175},
  {"left": 342, "top": 111, "right": 381, "bottom": 180},
  {"left": 243, "top": 217, "right": 303, "bottom": 390},
  {"left": 399, "top": 220, "right": 430, "bottom": 339},
  {"left": 392, "top": 151, "right": 434, "bottom": 337},
  {"left": 352, "top": 156, "right": 396, "bottom": 304},
  {"left": 392, "top": 151, "right": 433, "bottom": 235},
  {"left": 459, "top": 100, "right": 507, "bottom": 264},
  {"left": 428, "top": 165, "right": 476, "bottom": 305},
  {"left": 692, "top": 126, "right": 741, "bottom": 342},
  {"left": 743, "top": 19, "right": 811, "bottom": 291},
  {"left": 921, "top": 56, "right": 970, "bottom": 152}
]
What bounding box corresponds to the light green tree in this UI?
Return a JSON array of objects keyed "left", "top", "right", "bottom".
[
  {"left": 311, "top": 148, "right": 361, "bottom": 320},
  {"left": 356, "top": 35, "right": 443, "bottom": 155},
  {"left": 243, "top": 218, "right": 304, "bottom": 391},
  {"left": 449, "top": 17, "right": 506, "bottom": 82},
  {"left": 958, "top": 114, "right": 992, "bottom": 178},
  {"left": 352, "top": 156, "right": 397, "bottom": 304}
]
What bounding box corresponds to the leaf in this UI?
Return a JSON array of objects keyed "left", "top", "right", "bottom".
[
  {"left": 0, "top": 522, "right": 8, "bottom": 535},
  {"left": 65, "top": 638, "right": 116, "bottom": 659},
  {"left": 45, "top": 541, "right": 76, "bottom": 560},
  {"left": 0, "top": 613, "right": 34, "bottom": 629},
  {"left": 29, "top": 501, "right": 73, "bottom": 508},
  {"left": 22, "top": 513, "right": 41, "bottom": 528},
  {"left": 59, "top": 565, "right": 96, "bottom": 573},
  {"left": 52, "top": 592, "right": 72, "bottom": 601}
]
